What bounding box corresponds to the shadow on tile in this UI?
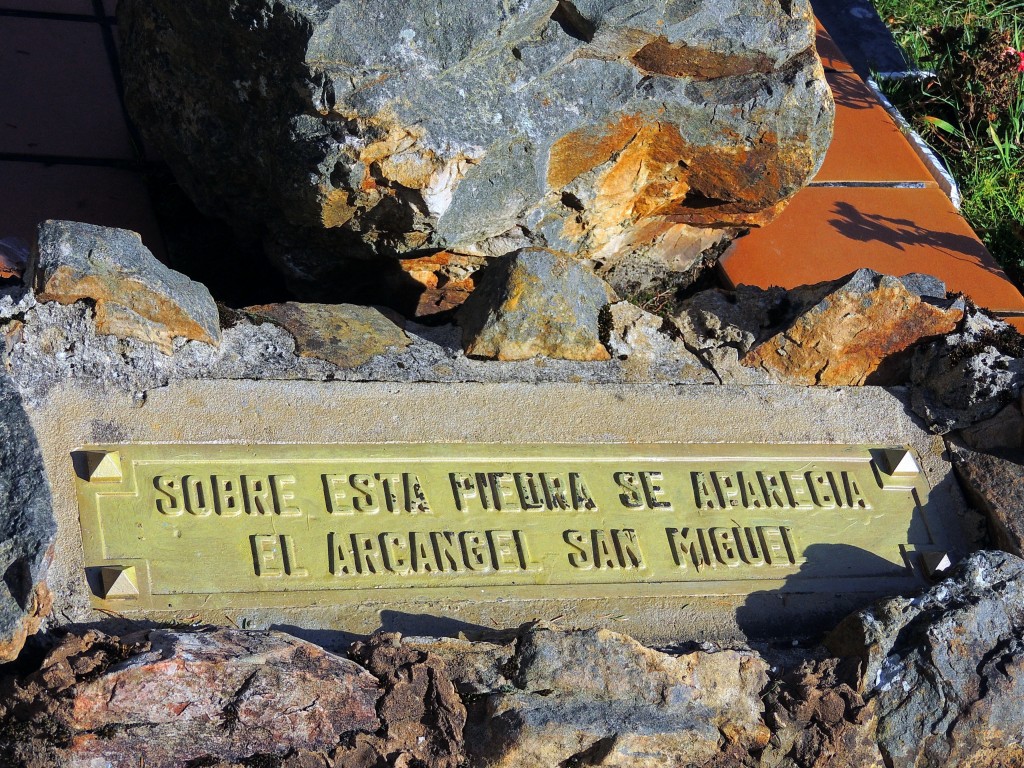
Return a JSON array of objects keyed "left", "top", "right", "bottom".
[{"left": 828, "top": 201, "right": 989, "bottom": 263}]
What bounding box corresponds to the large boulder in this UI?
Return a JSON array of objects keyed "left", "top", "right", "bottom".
[
  {"left": 0, "top": 372, "right": 55, "bottom": 662},
  {"left": 119, "top": 0, "right": 834, "bottom": 297}
]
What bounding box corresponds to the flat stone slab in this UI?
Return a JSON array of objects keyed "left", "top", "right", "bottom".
[{"left": 28, "top": 381, "right": 973, "bottom": 647}]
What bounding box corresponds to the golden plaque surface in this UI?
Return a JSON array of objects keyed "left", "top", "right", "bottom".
[{"left": 74, "top": 443, "right": 946, "bottom": 611}]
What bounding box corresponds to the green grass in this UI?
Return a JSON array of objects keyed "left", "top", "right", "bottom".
[{"left": 871, "top": 0, "right": 1024, "bottom": 281}]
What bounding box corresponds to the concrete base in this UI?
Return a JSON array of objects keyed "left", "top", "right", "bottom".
[{"left": 28, "top": 380, "right": 976, "bottom": 648}]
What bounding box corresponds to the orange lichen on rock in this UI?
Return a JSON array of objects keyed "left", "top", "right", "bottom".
[
  {"left": 33, "top": 221, "right": 221, "bottom": 353},
  {"left": 321, "top": 188, "right": 357, "bottom": 228},
  {"left": 548, "top": 115, "right": 819, "bottom": 269},
  {"left": 547, "top": 114, "right": 644, "bottom": 190},
  {"left": 742, "top": 272, "right": 964, "bottom": 386},
  {"left": 630, "top": 37, "right": 775, "bottom": 79},
  {"left": 0, "top": 580, "right": 53, "bottom": 663}
]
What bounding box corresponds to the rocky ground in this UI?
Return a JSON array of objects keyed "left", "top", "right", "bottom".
[
  {"left": 0, "top": 551, "right": 1022, "bottom": 767},
  {"left": 2, "top": 217, "right": 1024, "bottom": 766}
]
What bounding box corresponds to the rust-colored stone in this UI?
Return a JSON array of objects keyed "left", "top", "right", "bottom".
[
  {"left": 0, "top": 580, "right": 52, "bottom": 663},
  {"left": 344, "top": 632, "right": 466, "bottom": 768},
  {"left": 398, "top": 251, "right": 485, "bottom": 316},
  {"left": 951, "top": 445, "right": 1024, "bottom": 557},
  {"left": 33, "top": 221, "right": 221, "bottom": 353},
  {"left": 550, "top": 117, "right": 818, "bottom": 268},
  {"left": 761, "top": 658, "right": 883, "bottom": 768},
  {"left": 630, "top": 37, "right": 775, "bottom": 79},
  {"left": 742, "top": 270, "right": 963, "bottom": 386},
  {"left": 547, "top": 114, "right": 644, "bottom": 190},
  {"left": 0, "top": 629, "right": 382, "bottom": 766},
  {"left": 321, "top": 188, "right": 357, "bottom": 228},
  {"left": 245, "top": 302, "right": 411, "bottom": 367}
]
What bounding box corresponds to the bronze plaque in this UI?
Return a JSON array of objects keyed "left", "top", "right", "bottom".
[{"left": 74, "top": 443, "right": 946, "bottom": 611}]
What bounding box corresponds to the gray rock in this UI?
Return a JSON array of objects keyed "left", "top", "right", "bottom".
[
  {"left": 0, "top": 285, "right": 36, "bottom": 321},
  {"left": 910, "top": 305, "right": 1024, "bottom": 433},
  {"left": 896, "top": 273, "right": 948, "bottom": 299},
  {"left": 118, "top": 0, "right": 833, "bottom": 296},
  {"left": 30, "top": 221, "right": 221, "bottom": 353},
  {"left": 457, "top": 247, "right": 614, "bottom": 361},
  {"left": 673, "top": 287, "right": 770, "bottom": 356},
  {"left": 0, "top": 371, "right": 56, "bottom": 661},
  {"left": 598, "top": 226, "right": 729, "bottom": 297},
  {"left": 671, "top": 284, "right": 803, "bottom": 385},
  {"left": 600, "top": 300, "right": 717, "bottom": 382},
  {"left": 827, "top": 550, "right": 1024, "bottom": 768},
  {"left": 244, "top": 301, "right": 411, "bottom": 368},
  {"left": 2, "top": 298, "right": 727, "bottom": 409},
  {"left": 469, "top": 628, "right": 770, "bottom": 767},
  {"left": 958, "top": 402, "right": 1024, "bottom": 454},
  {"left": 950, "top": 444, "right": 1024, "bottom": 556}
]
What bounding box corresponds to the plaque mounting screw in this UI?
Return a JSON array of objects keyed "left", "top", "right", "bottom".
[
  {"left": 99, "top": 566, "right": 139, "bottom": 599},
  {"left": 83, "top": 451, "right": 124, "bottom": 483},
  {"left": 883, "top": 449, "right": 920, "bottom": 477},
  {"left": 877, "top": 449, "right": 922, "bottom": 490},
  {"left": 921, "top": 551, "right": 954, "bottom": 579}
]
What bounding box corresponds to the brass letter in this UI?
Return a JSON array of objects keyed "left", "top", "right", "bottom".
[
  {"left": 351, "top": 474, "right": 380, "bottom": 513},
  {"left": 640, "top": 471, "right": 672, "bottom": 509},
  {"left": 615, "top": 472, "right": 644, "bottom": 508},
  {"left": 613, "top": 529, "right": 644, "bottom": 569},
  {"left": 271, "top": 475, "right": 301, "bottom": 516},
  {"left": 183, "top": 475, "right": 213, "bottom": 517},
  {"left": 155, "top": 475, "right": 183, "bottom": 516},
  {"left": 251, "top": 534, "right": 283, "bottom": 577},
  {"left": 570, "top": 473, "right": 598, "bottom": 511},
  {"left": 461, "top": 531, "right": 491, "bottom": 571},
  {"left": 565, "top": 530, "right": 591, "bottom": 569},
  {"left": 214, "top": 475, "right": 241, "bottom": 517},
  {"left": 450, "top": 473, "right": 477, "bottom": 511},
  {"left": 323, "top": 474, "right": 352, "bottom": 514}
]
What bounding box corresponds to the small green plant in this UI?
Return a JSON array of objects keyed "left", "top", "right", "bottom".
[{"left": 872, "top": 0, "right": 1024, "bottom": 283}]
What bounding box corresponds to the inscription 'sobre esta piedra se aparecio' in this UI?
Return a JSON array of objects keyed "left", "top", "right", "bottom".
[{"left": 74, "top": 444, "right": 938, "bottom": 608}]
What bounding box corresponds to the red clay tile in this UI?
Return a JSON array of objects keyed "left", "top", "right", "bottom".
[
  {"left": 0, "top": 1, "right": 95, "bottom": 12},
  {"left": 0, "top": 243, "right": 24, "bottom": 279},
  {"left": 815, "top": 17, "right": 853, "bottom": 73},
  {"left": 813, "top": 72, "right": 935, "bottom": 184},
  {"left": 0, "top": 161, "right": 164, "bottom": 259},
  {"left": 719, "top": 186, "right": 1024, "bottom": 313},
  {"left": 0, "top": 17, "right": 133, "bottom": 158},
  {"left": 998, "top": 316, "right": 1024, "bottom": 335}
]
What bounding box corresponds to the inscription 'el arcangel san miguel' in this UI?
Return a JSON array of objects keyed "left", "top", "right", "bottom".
[{"left": 74, "top": 443, "right": 934, "bottom": 611}]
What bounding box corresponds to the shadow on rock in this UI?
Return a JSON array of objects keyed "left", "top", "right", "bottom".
[{"left": 735, "top": 543, "right": 916, "bottom": 641}]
